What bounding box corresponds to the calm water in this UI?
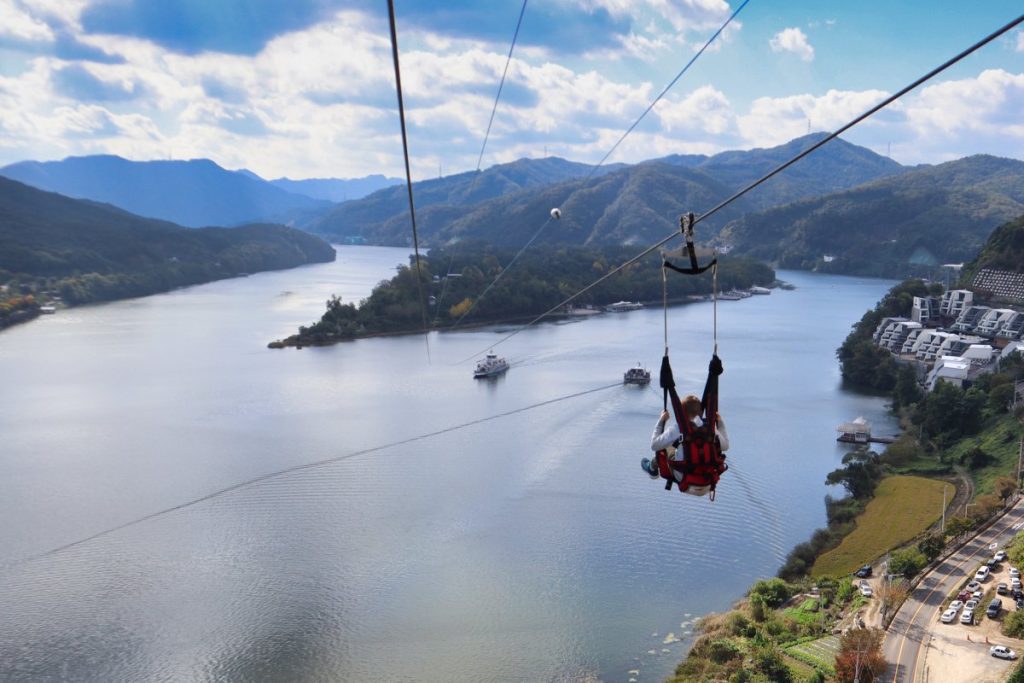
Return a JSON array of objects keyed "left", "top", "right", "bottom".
[{"left": 0, "top": 246, "right": 897, "bottom": 682}]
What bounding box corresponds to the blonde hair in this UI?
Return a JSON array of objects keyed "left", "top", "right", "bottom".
[{"left": 683, "top": 395, "right": 702, "bottom": 419}]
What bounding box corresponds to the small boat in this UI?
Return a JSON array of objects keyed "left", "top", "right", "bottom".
[
  {"left": 474, "top": 352, "right": 509, "bottom": 379},
  {"left": 623, "top": 365, "right": 651, "bottom": 385},
  {"left": 605, "top": 301, "right": 644, "bottom": 312}
]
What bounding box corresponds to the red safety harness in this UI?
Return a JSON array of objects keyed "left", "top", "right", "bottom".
[{"left": 655, "top": 354, "right": 727, "bottom": 499}]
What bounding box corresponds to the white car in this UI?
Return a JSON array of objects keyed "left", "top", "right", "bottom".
[
  {"left": 976, "top": 566, "right": 991, "bottom": 581},
  {"left": 941, "top": 608, "right": 958, "bottom": 623},
  {"left": 967, "top": 580, "right": 982, "bottom": 592},
  {"left": 991, "top": 645, "right": 1018, "bottom": 660},
  {"left": 966, "top": 599, "right": 980, "bottom": 611},
  {"left": 1011, "top": 567, "right": 1021, "bottom": 579},
  {"left": 860, "top": 584, "right": 873, "bottom": 597},
  {"left": 949, "top": 600, "right": 964, "bottom": 612},
  {"left": 995, "top": 550, "right": 1008, "bottom": 563},
  {"left": 961, "top": 609, "right": 975, "bottom": 625},
  {"left": 1013, "top": 578, "right": 1022, "bottom": 590}
]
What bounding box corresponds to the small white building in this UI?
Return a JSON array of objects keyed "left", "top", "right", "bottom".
[
  {"left": 975, "top": 308, "right": 1018, "bottom": 338},
  {"left": 879, "top": 320, "right": 922, "bottom": 353},
  {"left": 925, "top": 356, "right": 971, "bottom": 391}
]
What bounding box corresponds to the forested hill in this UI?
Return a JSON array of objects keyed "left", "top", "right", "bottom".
[
  {"left": 961, "top": 214, "right": 1024, "bottom": 284},
  {"left": 0, "top": 155, "right": 331, "bottom": 228},
  {"left": 309, "top": 133, "right": 903, "bottom": 247},
  {"left": 0, "top": 176, "right": 335, "bottom": 305},
  {"left": 718, "top": 154, "right": 1024, "bottom": 278},
  {"left": 307, "top": 156, "right": 627, "bottom": 237}
]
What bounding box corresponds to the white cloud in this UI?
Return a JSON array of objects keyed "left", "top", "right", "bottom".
[
  {"left": 737, "top": 88, "right": 889, "bottom": 147},
  {"left": 769, "top": 27, "right": 814, "bottom": 62},
  {"left": 0, "top": 2, "right": 55, "bottom": 42}
]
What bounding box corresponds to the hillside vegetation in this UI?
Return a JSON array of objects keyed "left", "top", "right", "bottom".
[
  {"left": 310, "top": 134, "right": 903, "bottom": 247},
  {"left": 273, "top": 242, "right": 774, "bottom": 346},
  {"left": 0, "top": 176, "right": 335, "bottom": 306},
  {"left": 720, "top": 155, "right": 1024, "bottom": 278}
]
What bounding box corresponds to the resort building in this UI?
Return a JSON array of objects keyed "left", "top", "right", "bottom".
[
  {"left": 911, "top": 296, "right": 940, "bottom": 325},
  {"left": 950, "top": 305, "right": 992, "bottom": 334},
  {"left": 939, "top": 289, "right": 973, "bottom": 319},
  {"left": 878, "top": 320, "right": 922, "bottom": 353}
]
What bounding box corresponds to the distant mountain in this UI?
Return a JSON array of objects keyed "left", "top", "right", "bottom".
[
  {"left": 718, "top": 155, "right": 1024, "bottom": 277},
  {"left": 269, "top": 174, "right": 402, "bottom": 202},
  {"left": 308, "top": 156, "right": 628, "bottom": 238},
  {"left": 311, "top": 134, "right": 904, "bottom": 247},
  {"left": 0, "top": 156, "right": 331, "bottom": 228},
  {"left": 0, "top": 176, "right": 335, "bottom": 305}
]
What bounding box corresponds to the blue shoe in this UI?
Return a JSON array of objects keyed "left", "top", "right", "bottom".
[{"left": 641, "top": 458, "right": 658, "bottom": 478}]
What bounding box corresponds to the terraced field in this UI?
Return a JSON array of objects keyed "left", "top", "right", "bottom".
[{"left": 785, "top": 634, "right": 840, "bottom": 675}]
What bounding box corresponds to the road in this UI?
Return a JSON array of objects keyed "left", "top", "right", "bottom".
[{"left": 883, "top": 499, "right": 1024, "bottom": 683}]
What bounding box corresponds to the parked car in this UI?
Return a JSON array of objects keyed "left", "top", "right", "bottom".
[
  {"left": 860, "top": 584, "right": 873, "bottom": 597},
  {"left": 996, "top": 550, "right": 1007, "bottom": 562},
  {"left": 987, "top": 599, "right": 1003, "bottom": 618},
  {"left": 859, "top": 579, "right": 871, "bottom": 589},
  {"left": 973, "top": 589, "right": 985, "bottom": 600},
  {"left": 941, "top": 608, "right": 958, "bottom": 623},
  {"left": 966, "top": 599, "right": 980, "bottom": 611},
  {"left": 855, "top": 564, "right": 872, "bottom": 578},
  {"left": 1012, "top": 588, "right": 1023, "bottom": 601},
  {"left": 961, "top": 609, "right": 975, "bottom": 625},
  {"left": 1017, "top": 597, "right": 1024, "bottom": 610},
  {"left": 1011, "top": 567, "right": 1021, "bottom": 579},
  {"left": 949, "top": 600, "right": 964, "bottom": 612},
  {"left": 987, "top": 558, "right": 998, "bottom": 569},
  {"left": 967, "top": 581, "right": 982, "bottom": 592},
  {"left": 991, "top": 645, "right": 1018, "bottom": 660},
  {"left": 976, "top": 566, "right": 991, "bottom": 581},
  {"left": 998, "top": 583, "right": 1009, "bottom": 595}
]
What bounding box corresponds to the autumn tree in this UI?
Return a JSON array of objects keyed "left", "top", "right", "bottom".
[{"left": 834, "top": 628, "right": 885, "bottom": 683}]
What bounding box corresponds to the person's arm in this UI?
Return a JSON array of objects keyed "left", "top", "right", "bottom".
[
  {"left": 651, "top": 410, "right": 678, "bottom": 451},
  {"left": 715, "top": 414, "right": 729, "bottom": 452}
]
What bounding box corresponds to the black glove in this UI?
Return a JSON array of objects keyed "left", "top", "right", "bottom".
[
  {"left": 709, "top": 354, "right": 724, "bottom": 376},
  {"left": 660, "top": 354, "right": 675, "bottom": 390}
]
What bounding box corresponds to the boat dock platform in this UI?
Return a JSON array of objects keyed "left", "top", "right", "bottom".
[{"left": 836, "top": 417, "right": 897, "bottom": 445}]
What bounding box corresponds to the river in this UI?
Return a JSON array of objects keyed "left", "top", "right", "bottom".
[{"left": 0, "top": 246, "right": 898, "bottom": 682}]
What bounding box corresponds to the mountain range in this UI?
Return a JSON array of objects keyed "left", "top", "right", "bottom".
[
  {"left": 0, "top": 156, "right": 333, "bottom": 229},
  {"left": 718, "top": 154, "right": 1024, "bottom": 277},
  {"left": 0, "top": 175, "right": 334, "bottom": 305},
  {"left": 308, "top": 134, "right": 906, "bottom": 248}
]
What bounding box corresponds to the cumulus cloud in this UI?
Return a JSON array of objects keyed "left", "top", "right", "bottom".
[
  {"left": 0, "top": 2, "right": 54, "bottom": 42},
  {"left": 769, "top": 27, "right": 814, "bottom": 62}
]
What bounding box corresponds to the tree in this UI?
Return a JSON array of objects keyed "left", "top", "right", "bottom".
[
  {"left": 945, "top": 516, "right": 974, "bottom": 539},
  {"left": 826, "top": 450, "right": 883, "bottom": 499},
  {"left": 876, "top": 580, "right": 910, "bottom": 624},
  {"left": 749, "top": 578, "right": 792, "bottom": 607},
  {"left": 918, "top": 534, "right": 945, "bottom": 562},
  {"left": 995, "top": 476, "right": 1018, "bottom": 502},
  {"left": 751, "top": 644, "right": 792, "bottom": 682},
  {"left": 888, "top": 548, "right": 926, "bottom": 579},
  {"left": 834, "top": 628, "right": 886, "bottom": 683}
]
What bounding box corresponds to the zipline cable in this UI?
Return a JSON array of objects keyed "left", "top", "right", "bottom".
[
  {"left": 457, "top": 11, "right": 1024, "bottom": 363},
  {"left": 434, "top": 0, "right": 530, "bottom": 322},
  {"left": 5, "top": 382, "right": 620, "bottom": 569},
  {"left": 387, "top": 0, "right": 431, "bottom": 361},
  {"left": 443, "top": 0, "right": 751, "bottom": 331}
]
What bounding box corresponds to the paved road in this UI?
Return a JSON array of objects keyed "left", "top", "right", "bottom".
[{"left": 883, "top": 500, "right": 1024, "bottom": 683}]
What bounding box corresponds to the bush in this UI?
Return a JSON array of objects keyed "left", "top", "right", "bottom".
[
  {"left": 750, "top": 578, "right": 792, "bottom": 607},
  {"left": 888, "top": 548, "right": 927, "bottom": 579},
  {"left": 1004, "top": 610, "right": 1024, "bottom": 638}
]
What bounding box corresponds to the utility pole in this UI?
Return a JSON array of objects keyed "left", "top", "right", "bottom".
[
  {"left": 1017, "top": 434, "right": 1023, "bottom": 492},
  {"left": 942, "top": 485, "right": 948, "bottom": 533}
]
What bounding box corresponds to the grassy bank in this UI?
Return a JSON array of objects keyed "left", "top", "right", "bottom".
[{"left": 811, "top": 476, "right": 948, "bottom": 577}]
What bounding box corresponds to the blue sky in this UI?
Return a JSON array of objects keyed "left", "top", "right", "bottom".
[{"left": 0, "top": 0, "right": 1022, "bottom": 180}]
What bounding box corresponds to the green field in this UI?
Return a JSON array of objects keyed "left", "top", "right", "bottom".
[
  {"left": 812, "top": 475, "right": 949, "bottom": 577},
  {"left": 785, "top": 635, "right": 840, "bottom": 675}
]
